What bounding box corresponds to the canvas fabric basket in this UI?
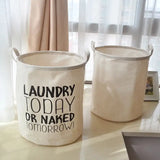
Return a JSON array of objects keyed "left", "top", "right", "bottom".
[
  {"left": 13, "top": 49, "right": 89, "bottom": 146},
  {"left": 91, "top": 43, "right": 152, "bottom": 122}
]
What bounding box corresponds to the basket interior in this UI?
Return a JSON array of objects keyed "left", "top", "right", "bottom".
[
  {"left": 19, "top": 52, "right": 83, "bottom": 67},
  {"left": 96, "top": 47, "right": 150, "bottom": 58}
]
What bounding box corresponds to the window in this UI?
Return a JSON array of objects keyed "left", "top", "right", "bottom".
[{"left": 68, "top": 0, "right": 160, "bottom": 80}]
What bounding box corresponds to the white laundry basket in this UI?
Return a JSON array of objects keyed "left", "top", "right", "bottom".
[
  {"left": 12, "top": 49, "right": 89, "bottom": 146},
  {"left": 91, "top": 44, "right": 152, "bottom": 122}
]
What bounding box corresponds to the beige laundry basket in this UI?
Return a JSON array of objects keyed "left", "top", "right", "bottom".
[
  {"left": 91, "top": 43, "right": 152, "bottom": 122},
  {"left": 12, "top": 49, "right": 89, "bottom": 146}
]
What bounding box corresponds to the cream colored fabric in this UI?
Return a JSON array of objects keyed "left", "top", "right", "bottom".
[
  {"left": 92, "top": 46, "right": 151, "bottom": 122},
  {"left": 28, "top": 0, "right": 68, "bottom": 51},
  {"left": 15, "top": 51, "right": 87, "bottom": 146}
]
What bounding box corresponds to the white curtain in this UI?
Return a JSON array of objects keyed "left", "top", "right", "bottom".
[
  {"left": 0, "top": 0, "right": 30, "bottom": 122},
  {"left": 68, "top": 0, "right": 160, "bottom": 80},
  {"left": 0, "top": 0, "right": 69, "bottom": 122},
  {"left": 0, "top": 0, "right": 14, "bottom": 122}
]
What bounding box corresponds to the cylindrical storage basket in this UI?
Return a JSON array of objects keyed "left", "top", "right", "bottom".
[
  {"left": 13, "top": 49, "right": 89, "bottom": 146},
  {"left": 91, "top": 45, "right": 152, "bottom": 122}
]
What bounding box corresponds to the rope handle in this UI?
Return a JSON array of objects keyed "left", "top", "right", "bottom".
[
  {"left": 148, "top": 44, "right": 153, "bottom": 57},
  {"left": 12, "top": 48, "right": 20, "bottom": 62}
]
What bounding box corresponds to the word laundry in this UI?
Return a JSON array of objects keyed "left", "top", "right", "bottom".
[{"left": 24, "top": 84, "right": 75, "bottom": 98}]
